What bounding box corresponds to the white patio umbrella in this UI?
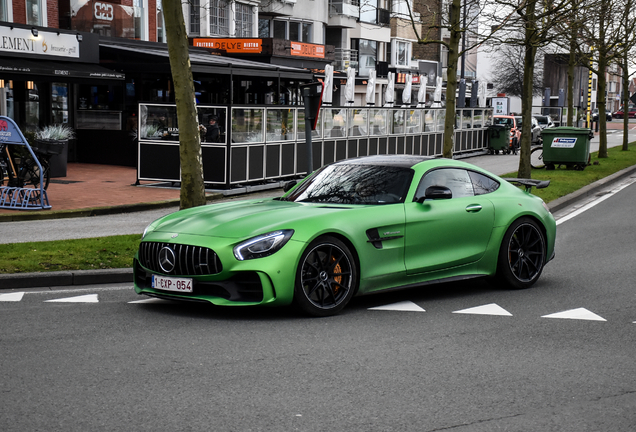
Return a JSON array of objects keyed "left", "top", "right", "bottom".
[
  {"left": 402, "top": 73, "right": 412, "bottom": 106},
  {"left": 365, "top": 69, "right": 376, "bottom": 105},
  {"left": 478, "top": 81, "right": 486, "bottom": 108},
  {"left": 323, "top": 64, "right": 333, "bottom": 105},
  {"left": 384, "top": 72, "right": 395, "bottom": 107},
  {"left": 431, "top": 76, "right": 443, "bottom": 108},
  {"left": 344, "top": 67, "right": 355, "bottom": 106},
  {"left": 417, "top": 75, "right": 428, "bottom": 107}
]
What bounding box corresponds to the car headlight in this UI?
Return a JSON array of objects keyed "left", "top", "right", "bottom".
[{"left": 233, "top": 230, "right": 294, "bottom": 261}]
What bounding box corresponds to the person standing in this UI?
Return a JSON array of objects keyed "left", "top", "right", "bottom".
[{"left": 205, "top": 116, "right": 220, "bottom": 142}]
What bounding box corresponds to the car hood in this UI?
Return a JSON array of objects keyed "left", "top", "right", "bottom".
[{"left": 148, "top": 198, "right": 353, "bottom": 239}]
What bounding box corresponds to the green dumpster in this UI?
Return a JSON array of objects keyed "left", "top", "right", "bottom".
[
  {"left": 488, "top": 124, "right": 511, "bottom": 154},
  {"left": 541, "top": 127, "right": 593, "bottom": 171}
]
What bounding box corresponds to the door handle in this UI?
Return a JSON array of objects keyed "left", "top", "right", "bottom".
[{"left": 466, "top": 204, "right": 482, "bottom": 213}]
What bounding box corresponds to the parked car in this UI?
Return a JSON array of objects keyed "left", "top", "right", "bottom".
[
  {"left": 613, "top": 107, "right": 636, "bottom": 119},
  {"left": 133, "top": 155, "right": 557, "bottom": 316},
  {"left": 515, "top": 115, "right": 542, "bottom": 145},
  {"left": 493, "top": 115, "right": 521, "bottom": 152},
  {"left": 535, "top": 115, "right": 555, "bottom": 130},
  {"left": 592, "top": 108, "right": 612, "bottom": 122}
]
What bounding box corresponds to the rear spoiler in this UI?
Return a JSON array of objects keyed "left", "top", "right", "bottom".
[{"left": 502, "top": 178, "right": 550, "bottom": 193}]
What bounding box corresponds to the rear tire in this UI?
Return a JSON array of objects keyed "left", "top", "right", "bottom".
[
  {"left": 530, "top": 147, "right": 545, "bottom": 169},
  {"left": 496, "top": 218, "right": 546, "bottom": 290},
  {"left": 294, "top": 236, "right": 358, "bottom": 317},
  {"left": 20, "top": 158, "right": 50, "bottom": 190}
]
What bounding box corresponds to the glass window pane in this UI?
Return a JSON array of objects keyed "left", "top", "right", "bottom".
[
  {"left": 348, "top": 109, "right": 368, "bottom": 137},
  {"left": 289, "top": 22, "right": 300, "bottom": 41},
  {"left": 210, "top": 0, "right": 229, "bottom": 36},
  {"left": 297, "top": 109, "right": 321, "bottom": 140},
  {"left": 391, "top": 109, "right": 404, "bottom": 134},
  {"left": 417, "top": 168, "right": 474, "bottom": 199},
  {"left": 258, "top": 19, "right": 270, "bottom": 38},
  {"left": 424, "top": 110, "right": 436, "bottom": 132},
  {"left": 189, "top": 0, "right": 200, "bottom": 33},
  {"left": 302, "top": 23, "right": 312, "bottom": 42},
  {"left": 235, "top": 3, "right": 253, "bottom": 37},
  {"left": 462, "top": 110, "right": 472, "bottom": 129},
  {"left": 406, "top": 109, "right": 421, "bottom": 134},
  {"left": 370, "top": 109, "right": 387, "bottom": 136},
  {"left": 273, "top": 20, "right": 286, "bottom": 39},
  {"left": 26, "top": 0, "right": 41, "bottom": 25},
  {"left": 323, "top": 108, "right": 346, "bottom": 138},
  {"left": 436, "top": 109, "right": 445, "bottom": 132},
  {"left": 232, "top": 108, "right": 264, "bottom": 143},
  {"left": 266, "top": 108, "right": 295, "bottom": 142}
]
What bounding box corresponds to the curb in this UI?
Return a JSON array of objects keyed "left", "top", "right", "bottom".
[{"left": 2, "top": 164, "right": 636, "bottom": 291}]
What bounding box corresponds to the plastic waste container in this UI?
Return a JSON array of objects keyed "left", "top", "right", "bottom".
[
  {"left": 541, "top": 127, "right": 593, "bottom": 171},
  {"left": 488, "top": 124, "right": 511, "bottom": 154}
]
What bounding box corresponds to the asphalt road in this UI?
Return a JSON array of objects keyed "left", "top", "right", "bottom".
[
  {"left": 1, "top": 129, "right": 635, "bottom": 244},
  {"left": 1, "top": 176, "right": 635, "bottom": 431}
]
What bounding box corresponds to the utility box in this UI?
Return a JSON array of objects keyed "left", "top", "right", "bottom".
[
  {"left": 541, "top": 127, "right": 593, "bottom": 170},
  {"left": 487, "top": 124, "right": 511, "bottom": 153}
]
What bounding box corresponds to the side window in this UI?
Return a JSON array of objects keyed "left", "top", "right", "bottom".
[
  {"left": 415, "top": 168, "right": 474, "bottom": 200},
  {"left": 468, "top": 171, "right": 500, "bottom": 195}
]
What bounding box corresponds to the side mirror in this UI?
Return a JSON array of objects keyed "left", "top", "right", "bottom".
[
  {"left": 417, "top": 186, "right": 453, "bottom": 202},
  {"left": 283, "top": 180, "right": 297, "bottom": 193}
]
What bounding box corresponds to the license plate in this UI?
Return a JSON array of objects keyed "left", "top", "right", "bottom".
[{"left": 152, "top": 275, "right": 193, "bottom": 293}]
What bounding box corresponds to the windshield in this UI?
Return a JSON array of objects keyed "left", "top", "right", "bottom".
[
  {"left": 284, "top": 164, "right": 414, "bottom": 205},
  {"left": 493, "top": 117, "right": 513, "bottom": 126},
  {"left": 536, "top": 116, "right": 549, "bottom": 124}
]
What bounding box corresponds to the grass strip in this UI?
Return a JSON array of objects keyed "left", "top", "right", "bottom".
[{"left": 2, "top": 142, "right": 635, "bottom": 274}]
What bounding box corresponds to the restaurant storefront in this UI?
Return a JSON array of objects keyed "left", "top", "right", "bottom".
[{"left": 0, "top": 23, "right": 126, "bottom": 168}]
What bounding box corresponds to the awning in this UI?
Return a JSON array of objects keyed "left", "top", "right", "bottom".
[
  {"left": 100, "top": 41, "right": 313, "bottom": 80},
  {"left": 0, "top": 58, "right": 125, "bottom": 80}
]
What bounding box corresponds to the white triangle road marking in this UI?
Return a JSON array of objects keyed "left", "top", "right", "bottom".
[
  {"left": 453, "top": 303, "right": 513, "bottom": 316},
  {"left": 45, "top": 294, "right": 99, "bottom": 303},
  {"left": 542, "top": 308, "right": 606, "bottom": 321},
  {"left": 0, "top": 292, "right": 25, "bottom": 302},
  {"left": 368, "top": 301, "right": 425, "bottom": 312}
]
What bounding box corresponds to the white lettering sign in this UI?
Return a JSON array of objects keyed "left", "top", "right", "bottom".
[
  {"left": 0, "top": 27, "right": 80, "bottom": 58},
  {"left": 94, "top": 2, "right": 114, "bottom": 21}
]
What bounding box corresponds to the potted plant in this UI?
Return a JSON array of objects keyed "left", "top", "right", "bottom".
[{"left": 34, "top": 124, "right": 76, "bottom": 178}]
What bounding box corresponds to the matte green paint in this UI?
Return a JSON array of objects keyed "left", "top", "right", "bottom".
[{"left": 134, "top": 159, "right": 556, "bottom": 306}]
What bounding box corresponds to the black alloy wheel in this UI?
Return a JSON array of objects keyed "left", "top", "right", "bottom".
[
  {"left": 294, "top": 236, "right": 357, "bottom": 316},
  {"left": 497, "top": 218, "right": 546, "bottom": 289}
]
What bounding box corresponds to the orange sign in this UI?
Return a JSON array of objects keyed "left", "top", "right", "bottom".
[
  {"left": 289, "top": 42, "right": 325, "bottom": 59},
  {"left": 193, "top": 38, "right": 262, "bottom": 53}
]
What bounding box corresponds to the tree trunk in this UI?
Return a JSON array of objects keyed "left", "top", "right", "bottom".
[
  {"left": 517, "top": 0, "right": 538, "bottom": 179},
  {"left": 442, "top": 0, "right": 462, "bottom": 158},
  {"left": 596, "top": 9, "right": 608, "bottom": 159},
  {"left": 163, "top": 0, "right": 207, "bottom": 209}
]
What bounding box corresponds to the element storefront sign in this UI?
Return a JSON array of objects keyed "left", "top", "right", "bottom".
[{"left": 0, "top": 27, "right": 80, "bottom": 58}]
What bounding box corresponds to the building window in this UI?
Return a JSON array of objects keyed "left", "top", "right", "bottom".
[
  {"left": 289, "top": 21, "right": 300, "bottom": 41},
  {"left": 395, "top": 40, "right": 410, "bottom": 67},
  {"left": 360, "top": 0, "right": 378, "bottom": 24},
  {"left": 190, "top": 0, "right": 200, "bottom": 34},
  {"left": 259, "top": 18, "right": 270, "bottom": 38},
  {"left": 0, "top": 0, "right": 7, "bottom": 21},
  {"left": 157, "top": 2, "right": 165, "bottom": 42},
  {"left": 210, "top": 0, "right": 229, "bottom": 36},
  {"left": 25, "top": 0, "right": 41, "bottom": 25},
  {"left": 302, "top": 22, "right": 312, "bottom": 43},
  {"left": 273, "top": 20, "right": 286, "bottom": 38},
  {"left": 235, "top": 3, "right": 252, "bottom": 37}
]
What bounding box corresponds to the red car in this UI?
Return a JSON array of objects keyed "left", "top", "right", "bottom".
[{"left": 613, "top": 107, "right": 636, "bottom": 119}]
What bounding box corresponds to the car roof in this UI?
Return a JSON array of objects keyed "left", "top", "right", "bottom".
[{"left": 334, "top": 155, "right": 432, "bottom": 169}]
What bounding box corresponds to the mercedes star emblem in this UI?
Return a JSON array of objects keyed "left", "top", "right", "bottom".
[{"left": 158, "top": 246, "right": 176, "bottom": 273}]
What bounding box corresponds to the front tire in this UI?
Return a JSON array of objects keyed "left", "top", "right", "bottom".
[
  {"left": 496, "top": 218, "right": 546, "bottom": 289},
  {"left": 294, "top": 236, "right": 357, "bottom": 317},
  {"left": 530, "top": 146, "right": 545, "bottom": 169}
]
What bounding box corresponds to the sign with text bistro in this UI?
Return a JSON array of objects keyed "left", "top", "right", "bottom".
[
  {"left": 193, "top": 38, "right": 263, "bottom": 53},
  {"left": 193, "top": 38, "right": 326, "bottom": 59}
]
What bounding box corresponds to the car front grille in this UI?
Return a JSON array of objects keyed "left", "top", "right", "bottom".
[{"left": 138, "top": 242, "right": 223, "bottom": 276}]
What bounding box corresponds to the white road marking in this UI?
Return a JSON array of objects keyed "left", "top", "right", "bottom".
[
  {"left": 45, "top": 294, "right": 99, "bottom": 303},
  {"left": 556, "top": 176, "right": 636, "bottom": 225},
  {"left": 0, "top": 292, "right": 25, "bottom": 302},
  {"left": 452, "top": 303, "right": 513, "bottom": 316},
  {"left": 368, "top": 301, "right": 425, "bottom": 312},
  {"left": 128, "top": 298, "right": 169, "bottom": 304},
  {"left": 541, "top": 308, "right": 606, "bottom": 321}
]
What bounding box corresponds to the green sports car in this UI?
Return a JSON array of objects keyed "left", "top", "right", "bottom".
[{"left": 133, "top": 155, "right": 556, "bottom": 316}]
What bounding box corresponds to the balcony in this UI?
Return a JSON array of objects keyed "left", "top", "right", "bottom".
[
  {"left": 333, "top": 48, "right": 359, "bottom": 72},
  {"left": 328, "top": 0, "right": 360, "bottom": 28}
]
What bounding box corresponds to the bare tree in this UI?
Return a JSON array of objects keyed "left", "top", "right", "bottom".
[
  {"left": 163, "top": 0, "right": 207, "bottom": 209},
  {"left": 490, "top": 43, "right": 544, "bottom": 98}
]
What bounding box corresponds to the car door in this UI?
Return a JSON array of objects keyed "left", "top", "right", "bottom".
[{"left": 404, "top": 168, "right": 495, "bottom": 275}]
